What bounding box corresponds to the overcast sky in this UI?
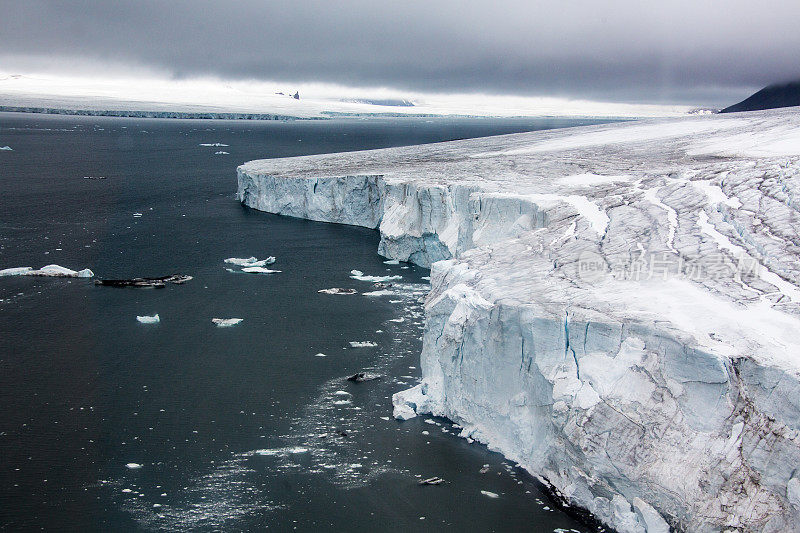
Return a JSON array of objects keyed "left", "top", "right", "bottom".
[{"left": 1, "top": 0, "right": 799, "bottom": 105}]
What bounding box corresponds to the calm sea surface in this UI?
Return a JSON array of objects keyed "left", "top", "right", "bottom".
[{"left": 0, "top": 112, "right": 612, "bottom": 531}]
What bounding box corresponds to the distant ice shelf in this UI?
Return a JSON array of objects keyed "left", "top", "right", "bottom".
[{"left": 237, "top": 107, "right": 800, "bottom": 532}]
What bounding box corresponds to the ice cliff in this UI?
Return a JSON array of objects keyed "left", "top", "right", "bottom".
[{"left": 238, "top": 108, "right": 800, "bottom": 532}]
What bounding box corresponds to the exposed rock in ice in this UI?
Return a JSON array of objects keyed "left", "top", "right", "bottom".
[
  {"left": 238, "top": 108, "right": 800, "bottom": 532},
  {"left": 224, "top": 256, "right": 276, "bottom": 267},
  {"left": 0, "top": 264, "right": 94, "bottom": 278},
  {"left": 349, "top": 341, "right": 377, "bottom": 348},
  {"left": 212, "top": 318, "right": 243, "bottom": 327},
  {"left": 136, "top": 314, "right": 160, "bottom": 324}
]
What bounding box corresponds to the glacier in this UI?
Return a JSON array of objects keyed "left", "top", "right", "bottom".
[{"left": 237, "top": 107, "right": 800, "bottom": 532}]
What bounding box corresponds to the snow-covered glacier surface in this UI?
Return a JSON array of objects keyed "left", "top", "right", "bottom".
[{"left": 238, "top": 108, "right": 800, "bottom": 532}]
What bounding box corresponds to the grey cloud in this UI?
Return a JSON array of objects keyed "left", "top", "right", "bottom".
[{"left": 1, "top": 0, "right": 799, "bottom": 105}]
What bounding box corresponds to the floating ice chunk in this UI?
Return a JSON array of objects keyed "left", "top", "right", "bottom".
[
  {"left": 0, "top": 267, "right": 33, "bottom": 277},
  {"left": 240, "top": 266, "right": 281, "bottom": 274},
  {"left": 334, "top": 390, "right": 351, "bottom": 396},
  {"left": 349, "top": 270, "right": 403, "bottom": 282},
  {"left": 125, "top": 463, "right": 143, "bottom": 469},
  {"left": 388, "top": 317, "right": 405, "bottom": 323},
  {"left": 318, "top": 288, "right": 357, "bottom": 295},
  {"left": 199, "top": 143, "right": 229, "bottom": 147},
  {"left": 349, "top": 341, "right": 377, "bottom": 348},
  {"left": 212, "top": 318, "right": 243, "bottom": 327},
  {"left": 314, "top": 352, "right": 327, "bottom": 357},
  {"left": 214, "top": 151, "right": 230, "bottom": 155},
  {"left": 383, "top": 259, "right": 400, "bottom": 265},
  {"left": 133, "top": 213, "right": 142, "bottom": 217},
  {"left": 362, "top": 289, "right": 395, "bottom": 297},
  {"left": 224, "top": 256, "right": 276, "bottom": 266},
  {"left": 136, "top": 314, "right": 160, "bottom": 324},
  {"left": 481, "top": 490, "right": 500, "bottom": 499},
  {"left": 0, "top": 264, "right": 94, "bottom": 278},
  {"left": 0, "top": 146, "right": 13, "bottom": 151}
]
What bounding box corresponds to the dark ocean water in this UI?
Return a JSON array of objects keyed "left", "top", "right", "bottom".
[{"left": 0, "top": 112, "right": 609, "bottom": 532}]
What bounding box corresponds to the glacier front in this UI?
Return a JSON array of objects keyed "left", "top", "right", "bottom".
[{"left": 237, "top": 108, "right": 800, "bottom": 532}]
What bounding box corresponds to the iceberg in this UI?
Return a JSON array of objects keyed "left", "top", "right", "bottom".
[
  {"left": 237, "top": 108, "right": 800, "bottom": 532},
  {"left": 136, "top": 314, "right": 160, "bottom": 324},
  {"left": 0, "top": 264, "right": 94, "bottom": 278},
  {"left": 0, "top": 146, "right": 12, "bottom": 151}
]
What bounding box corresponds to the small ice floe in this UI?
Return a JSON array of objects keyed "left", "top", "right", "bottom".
[
  {"left": 214, "top": 151, "right": 229, "bottom": 155},
  {"left": 383, "top": 259, "right": 400, "bottom": 265},
  {"left": 199, "top": 143, "right": 229, "bottom": 147},
  {"left": 347, "top": 372, "right": 381, "bottom": 383},
  {"left": 82, "top": 176, "right": 106, "bottom": 180},
  {"left": 318, "top": 288, "right": 357, "bottom": 295},
  {"left": 224, "top": 256, "right": 276, "bottom": 267},
  {"left": 334, "top": 390, "right": 351, "bottom": 396},
  {"left": 133, "top": 213, "right": 142, "bottom": 217},
  {"left": 349, "top": 270, "right": 402, "bottom": 282},
  {"left": 479, "top": 465, "right": 490, "bottom": 474},
  {"left": 333, "top": 399, "right": 352, "bottom": 406},
  {"left": 349, "top": 341, "right": 377, "bottom": 348},
  {"left": 418, "top": 477, "right": 445, "bottom": 486},
  {"left": 136, "top": 314, "right": 160, "bottom": 324},
  {"left": 0, "top": 146, "right": 12, "bottom": 151},
  {"left": 481, "top": 490, "right": 500, "bottom": 499},
  {"left": 0, "top": 265, "right": 94, "bottom": 278},
  {"left": 314, "top": 353, "right": 327, "bottom": 357},
  {"left": 212, "top": 318, "right": 243, "bottom": 327},
  {"left": 388, "top": 317, "right": 405, "bottom": 323},
  {"left": 125, "top": 463, "right": 143, "bottom": 469},
  {"left": 240, "top": 266, "right": 281, "bottom": 274}
]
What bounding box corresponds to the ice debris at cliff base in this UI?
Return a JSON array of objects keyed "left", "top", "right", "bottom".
[
  {"left": 350, "top": 270, "right": 402, "bottom": 282},
  {"left": 0, "top": 264, "right": 94, "bottom": 278}
]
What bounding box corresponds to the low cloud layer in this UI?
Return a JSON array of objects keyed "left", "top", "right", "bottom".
[{"left": 2, "top": 0, "right": 799, "bottom": 105}]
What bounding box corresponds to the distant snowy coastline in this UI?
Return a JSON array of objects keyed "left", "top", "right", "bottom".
[{"left": 0, "top": 72, "right": 697, "bottom": 120}]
